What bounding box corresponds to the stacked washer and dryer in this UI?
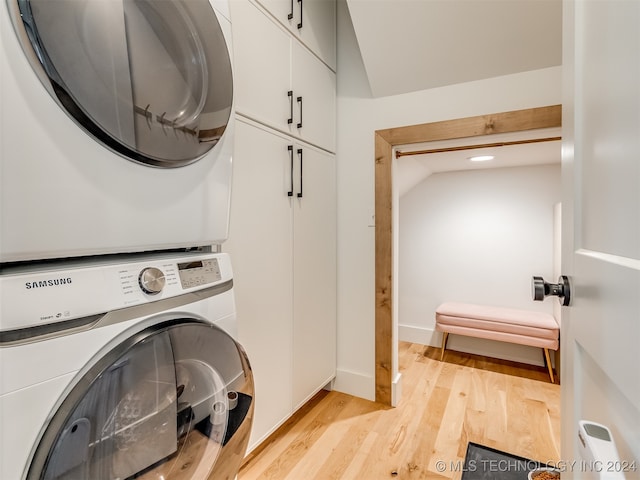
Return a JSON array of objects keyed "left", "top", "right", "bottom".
[{"left": 0, "top": 0, "right": 253, "bottom": 479}]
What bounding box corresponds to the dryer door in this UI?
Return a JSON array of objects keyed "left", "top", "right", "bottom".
[
  {"left": 11, "top": 0, "right": 232, "bottom": 168},
  {"left": 26, "top": 319, "right": 253, "bottom": 480}
]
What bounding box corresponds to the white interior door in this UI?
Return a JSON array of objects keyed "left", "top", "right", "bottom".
[{"left": 562, "top": 0, "right": 640, "bottom": 472}]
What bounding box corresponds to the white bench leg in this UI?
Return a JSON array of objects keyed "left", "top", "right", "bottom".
[{"left": 440, "top": 332, "right": 449, "bottom": 361}]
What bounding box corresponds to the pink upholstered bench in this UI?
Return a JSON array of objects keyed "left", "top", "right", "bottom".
[{"left": 435, "top": 302, "right": 559, "bottom": 382}]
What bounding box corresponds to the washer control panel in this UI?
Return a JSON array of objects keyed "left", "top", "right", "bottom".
[
  {"left": 177, "top": 258, "right": 222, "bottom": 289},
  {"left": 0, "top": 253, "right": 232, "bottom": 333}
]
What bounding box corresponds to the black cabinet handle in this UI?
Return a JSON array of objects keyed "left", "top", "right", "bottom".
[
  {"left": 288, "top": 0, "right": 294, "bottom": 20},
  {"left": 296, "top": 96, "right": 303, "bottom": 129},
  {"left": 287, "top": 145, "right": 294, "bottom": 197},
  {"left": 297, "top": 0, "right": 303, "bottom": 29},
  {"left": 287, "top": 91, "right": 293, "bottom": 124},
  {"left": 297, "top": 148, "right": 303, "bottom": 198}
]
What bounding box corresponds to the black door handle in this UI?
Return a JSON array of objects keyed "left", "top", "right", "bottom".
[
  {"left": 287, "top": 145, "right": 294, "bottom": 197},
  {"left": 532, "top": 275, "right": 571, "bottom": 306},
  {"left": 288, "top": 0, "right": 293, "bottom": 20},
  {"left": 296, "top": 96, "right": 303, "bottom": 129},
  {"left": 287, "top": 91, "right": 293, "bottom": 125},
  {"left": 297, "top": 0, "right": 303, "bottom": 29},
  {"left": 297, "top": 148, "right": 303, "bottom": 198}
]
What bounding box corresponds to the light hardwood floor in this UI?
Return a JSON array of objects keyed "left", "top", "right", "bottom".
[{"left": 238, "top": 342, "right": 560, "bottom": 479}]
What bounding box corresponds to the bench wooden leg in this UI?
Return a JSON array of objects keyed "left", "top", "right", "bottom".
[
  {"left": 543, "top": 348, "right": 555, "bottom": 383},
  {"left": 440, "top": 332, "right": 449, "bottom": 361}
]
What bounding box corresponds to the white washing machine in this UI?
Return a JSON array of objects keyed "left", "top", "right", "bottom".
[
  {"left": 0, "top": 251, "right": 254, "bottom": 479},
  {"left": 0, "top": 0, "right": 235, "bottom": 263}
]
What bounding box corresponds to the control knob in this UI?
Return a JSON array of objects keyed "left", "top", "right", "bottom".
[{"left": 139, "top": 267, "right": 166, "bottom": 295}]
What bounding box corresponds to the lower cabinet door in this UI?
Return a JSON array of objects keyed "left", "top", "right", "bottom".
[
  {"left": 292, "top": 144, "right": 337, "bottom": 409},
  {"left": 227, "top": 118, "right": 337, "bottom": 446},
  {"left": 226, "top": 118, "right": 293, "bottom": 449}
]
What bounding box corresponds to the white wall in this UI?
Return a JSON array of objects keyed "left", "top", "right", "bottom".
[
  {"left": 333, "top": 0, "right": 563, "bottom": 400},
  {"left": 398, "top": 164, "right": 561, "bottom": 365}
]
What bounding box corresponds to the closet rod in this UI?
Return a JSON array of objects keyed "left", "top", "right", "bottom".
[{"left": 395, "top": 136, "right": 562, "bottom": 159}]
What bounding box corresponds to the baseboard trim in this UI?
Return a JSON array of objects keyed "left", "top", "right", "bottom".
[
  {"left": 333, "top": 368, "right": 375, "bottom": 402},
  {"left": 391, "top": 372, "right": 402, "bottom": 407},
  {"left": 399, "top": 324, "right": 441, "bottom": 347}
]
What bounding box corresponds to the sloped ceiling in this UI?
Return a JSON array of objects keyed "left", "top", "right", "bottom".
[
  {"left": 346, "top": 0, "right": 562, "bottom": 98},
  {"left": 344, "top": 0, "right": 563, "bottom": 193}
]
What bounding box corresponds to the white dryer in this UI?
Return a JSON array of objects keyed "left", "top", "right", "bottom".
[
  {"left": 0, "top": 0, "right": 235, "bottom": 263},
  {"left": 0, "top": 252, "right": 254, "bottom": 479}
]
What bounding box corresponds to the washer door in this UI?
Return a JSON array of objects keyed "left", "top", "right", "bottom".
[
  {"left": 12, "top": 0, "right": 233, "bottom": 167},
  {"left": 27, "top": 319, "right": 253, "bottom": 480}
]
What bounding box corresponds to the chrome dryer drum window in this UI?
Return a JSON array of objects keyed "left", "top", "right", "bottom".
[{"left": 14, "top": 0, "right": 233, "bottom": 167}]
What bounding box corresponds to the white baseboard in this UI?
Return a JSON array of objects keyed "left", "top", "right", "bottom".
[
  {"left": 334, "top": 369, "right": 404, "bottom": 406},
  {"left": 391, "top": 372, "right": 402, "bottom": 407},
  {"left": 398, "top": 324, "right": 550, "bottom": 367},
  {"left": 333, "top": 368, "right": 375, "bottom": 401},
  {"left": 399, "top": 324, "right": 441, "bottom": 347}
]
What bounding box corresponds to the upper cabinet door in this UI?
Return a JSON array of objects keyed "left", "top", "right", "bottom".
[
  {"left": 292, "top": 42, "right": 336, "bottom": 152},
  {"left": 299, "top": 0, "right": 336, "bottom": 70},
  {"left": 254, "top": 0, "right": 336, "bottom": 70},
  {"left": 230, "top": 0, "right": 293, "bottom": 132},
  {"left": 231, "top": 0, "right": 336, "bottom": 152}
]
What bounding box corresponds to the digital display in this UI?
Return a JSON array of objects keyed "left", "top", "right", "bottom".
[
  {"left": 177, "top": 261, "right": 203, "bottom": 271},
  {"left": 176, "top": 258, "right": 221, "bottom": 289}
]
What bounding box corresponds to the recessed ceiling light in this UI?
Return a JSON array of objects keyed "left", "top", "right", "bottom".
[{"left": 468, "top": 155, "right": 495, "bottom": 162}]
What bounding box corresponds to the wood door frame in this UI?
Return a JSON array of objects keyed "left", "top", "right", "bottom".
[{"left": 374, "top": 104, "right": 562, "bottom": 405}]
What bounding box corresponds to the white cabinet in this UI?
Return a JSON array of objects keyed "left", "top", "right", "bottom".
[
  {"left": 228, "top": 0, "right": 336, "bottom": 450},
  {"left": 291, "top": 137, "right": 337, "bottom": 409},
  {"left": 226, "top": 118, "right": 336, "bottom": 448},
  {"left": 291, "top": 41, "right": 336, "bottom": 153},
  {"left": 225, "top": 120, "right": 294, "bottom": 449},
  {"left": 252, "top": 0, "right": 336, "bottom": 70},
  {"left": 230, "top": 0, "right": 336, "bottom": 152}
]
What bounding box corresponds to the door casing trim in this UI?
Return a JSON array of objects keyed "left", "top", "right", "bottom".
[{"left": 374, "top": 105, "right": 562, "bottom": 404}]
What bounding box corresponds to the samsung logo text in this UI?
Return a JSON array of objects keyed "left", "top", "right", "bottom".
[{"left": 25, "top": 278, "right": 73, "bottom": 289}]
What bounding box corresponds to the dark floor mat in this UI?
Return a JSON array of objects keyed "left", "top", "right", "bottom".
[{"left": 461, "top": 442, "right": 548, "bottom": 480}]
